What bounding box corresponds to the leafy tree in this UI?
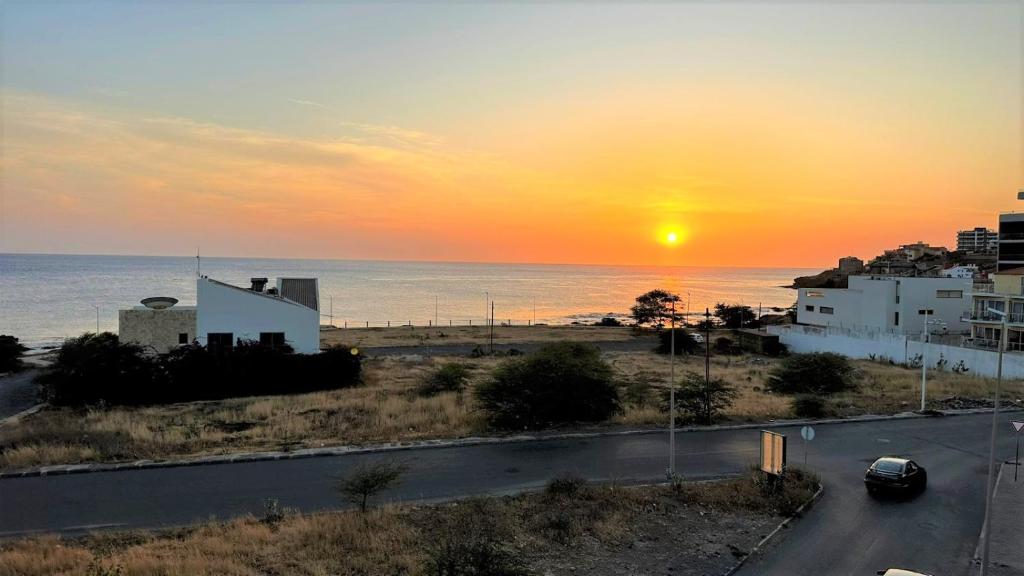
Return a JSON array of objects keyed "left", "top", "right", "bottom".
[
  {"left": 417, "top": 363, "right": 471, "bottom": 397},
  {"left": 714, "top": 303, "right": 758, "bottom": 329},
  {"left": 630, "top": 290, "right": 681, "bottom": 327},
  {"left": 336, "top": 461, "right": 405, "bottom": 512},
  {"left": 663, "top": 371, "right": 736, "bottom": 424},
  {"left": 0, "top": 335, "right": 28, "bottom": 373},
  {"left": 475, "top": 342, "right": 620, "bottom": 429},
  {"left": 768, "top": 352, "right": 856, "bottom": 395},
  {"left": 656, "top": 328, "right": 701, "bottom": 355}
]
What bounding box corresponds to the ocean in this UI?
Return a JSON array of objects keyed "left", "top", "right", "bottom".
[{"left": 0, "top": 253, "right": 812, "bottom": 350}]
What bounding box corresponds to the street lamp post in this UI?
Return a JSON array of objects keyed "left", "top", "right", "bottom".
[
  {"left": 919, "top": 312, "right": 945, "bottom": 412},
  {"left": 980, "top": 307, "right": 1007, "bottom": 576},
  {"left": 668, "top": 298, "right": 677, "bottom": 478},
  {"left": 93, "top": 305, "right": 100, "bottom": 334},
  {"left": 704, "top": 307, "right": 712, "bottom": 425}
]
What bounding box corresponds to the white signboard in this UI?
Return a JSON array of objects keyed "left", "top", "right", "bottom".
[
  {"left": 1012, "top": 420, "right": 1024, "bottom": 433},
  {"left": 801, "top": 426, "right": 816, "bottom": 442}
]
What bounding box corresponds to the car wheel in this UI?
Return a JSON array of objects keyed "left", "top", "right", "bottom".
[{"left": 866, "top": 485, "right": 877, "bottom": 496}]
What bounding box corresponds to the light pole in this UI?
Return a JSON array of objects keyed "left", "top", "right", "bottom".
[
  {"left": 93, "top": 305, "right": 100, "bottom": 334},
  {"left": 704, "top": 307, "right": 712, "bottom": 425},
  {"left": 980, "top": 306, "right": 1007, "bottom": 576},
  {"left": 485, "top": 291, "right": 489, "bottom": 327},
  {"left": 668, "top": 296, "right": 678, "bottom": 478}
]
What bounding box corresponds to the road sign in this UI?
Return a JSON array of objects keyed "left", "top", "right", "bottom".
[
  {"left": 1013, "top": 421, "right": 1024, "bottom": 433},
  {"left": 760, "top": 430, "right": 786, "bottom": 476},
  {"left": 801, "top": 426, "right": 816, "bottom": 442}
]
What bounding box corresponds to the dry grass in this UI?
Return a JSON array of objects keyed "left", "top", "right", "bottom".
[
  {"left": 0, "top": 474, "right": 816, "bottom": 576},
  {"left": 320, "top": 324, "right": 642, "bottom": 348},
  {"left": 4, "top": 347, "right": 1021, "bottom": 470}
]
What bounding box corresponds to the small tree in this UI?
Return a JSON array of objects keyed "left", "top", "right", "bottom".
[
  {"left": 768, "top": 352, "right": 856, "bottom": 395},
  {"left": 336, "top": 461, "right": 405, "bottom": 512},
  {"left": 0, "top": 335, "right": 28, "bottom": 373},
  {"left": 475, "top": 342, "right": 619, "bottom": 429},
  {"left": 664, "top": 372, "right": 737, "bottom": 423},
  {"left": 425, "top": 499, "right": 525, "bottom": 576},
  {"left": 714, "top": 303, "right": 758, "bottom": 329},
  {"left": 656, "top": 328, "right": 701, "bottom": 355},
  {"left": 630, "top": 290, "right": 680, "bottom": 328},
  {"left": 417, "top": 363, "right": 471, "bottom": 397},
  {"left": 37, "top": 332, "right": 159, "bottom": 405}
]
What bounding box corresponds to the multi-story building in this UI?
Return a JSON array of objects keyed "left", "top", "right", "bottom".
[
  {"left": 997, "top": 213, "right": 1024, "bottom": 272},
  {"left": 796, "top": 275, "right": 971, "bottom": 335},
  {"left": 957, "top": 227, "right": 997, "bottom": 254},
  {"left": 941, "top": 264, "right": 979, "bottom": 279},
  {"left": 838, "top": 256, "right": 865, "bottom": 274},
  {"left": 965, "top": 271, "right": 1024, "bottom": 352}
]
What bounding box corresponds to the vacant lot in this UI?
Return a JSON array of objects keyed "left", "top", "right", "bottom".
[
  {"left": 0, "top": 471, "right": 819, "bottom": 576},
  {"left": 320, "top": 323, "right": 643, "bottom": 348},
  {"left": 2, "top": 346, "right": 1020, "bottom": 470}
]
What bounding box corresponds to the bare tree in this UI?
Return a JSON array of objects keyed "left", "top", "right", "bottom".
[{"left": 336, "top": 461, "right": 405, "bottom": 512}]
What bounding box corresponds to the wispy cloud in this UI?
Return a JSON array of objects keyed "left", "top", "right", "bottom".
[
  {"left": 339, "top": 121, "right": 445, "bottom": 147},
  {"left": 287, "top": 98, "right": 333, "bottom": 111}
]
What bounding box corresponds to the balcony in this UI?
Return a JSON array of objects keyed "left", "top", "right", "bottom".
[
  {"left": 965, "top": 337, "right": 1000, "bottom": 350},
  {"left": 971, "top": 284, "right": 995, "bottom": 293},
  {"left": 969, "top": 311, "right": 1006, "bottom": 322}
]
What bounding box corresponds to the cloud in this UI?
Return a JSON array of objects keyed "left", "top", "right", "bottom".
[{"left": 287, "top": 98, "right": 333, "bottom": 111}]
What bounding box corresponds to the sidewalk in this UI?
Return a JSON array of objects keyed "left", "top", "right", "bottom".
[{"left": 983, "top": 462, "right": 1024, "bottom": 576}]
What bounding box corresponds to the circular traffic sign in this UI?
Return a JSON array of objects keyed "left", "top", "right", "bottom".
[{"left": 801, "top": 425, "right": 815, "bottom": 442}]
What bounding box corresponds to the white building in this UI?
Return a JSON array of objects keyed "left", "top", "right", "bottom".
[
  {"left": 941, "top": 264, "right": 979, "bottom": 279},
  {"left": 796, "top": 275, "right": 971, "bottom": 335},
  {"left": 120, "top": 276, "right": 321, "bottom": 354}
]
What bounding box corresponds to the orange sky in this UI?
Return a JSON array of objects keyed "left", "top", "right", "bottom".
[{"left": 1, "top": 3, "right": 1020, "bottom": 267}]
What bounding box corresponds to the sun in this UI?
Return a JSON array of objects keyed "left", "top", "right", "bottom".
[
  {"left": 665, "top": 231, "right": 679, "bottom": 244},
  {"left": 656, "top": 225, "right": 688, "bottom": 247}
]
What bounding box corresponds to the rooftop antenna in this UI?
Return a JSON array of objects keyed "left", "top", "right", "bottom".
[{"left": 196, "top": 248, "right": 201, "bottom": 278}]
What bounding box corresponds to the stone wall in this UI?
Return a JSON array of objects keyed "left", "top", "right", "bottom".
[{"left": 118, "top": 307, "right": 197, "bottom": 354}]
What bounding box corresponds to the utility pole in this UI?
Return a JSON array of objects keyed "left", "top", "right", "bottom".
[
  {"left": 93, "top": 305, "right": 100, "bottom": 334},
  {"left": 668, "top": 297, "right": 677, "bottom": 478},
  {"left": 704, "top": 307, "right": 712, "bottom": 425},
  {"left": 980, "top": 308, "right": 1007, "bottom": 576},
  {"left": 485, "top": 291, "right": 489, "bottom": 328},
  {"left": 329, "top": 295, "right": 334, "bottom": 328},
  {"left": 489, "top": 301, "right": 495, "bottom": 354},
  {"left": 920, "top": 309, "right": 931, "bottom": 412},
  {"left": 533, "top": 296, "right": 537, "bottom": 326}
]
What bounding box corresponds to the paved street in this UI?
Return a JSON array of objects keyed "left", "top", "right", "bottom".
[
  {"left": 1, "top": 412, "right": 1020, "bottom": 575},
  {"left": 0, "top": 369, "right": 39, "bottom": 420}
]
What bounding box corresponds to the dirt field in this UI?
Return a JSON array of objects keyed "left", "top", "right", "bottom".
[
  {"left": 320, "top": 324, "right": 643, "bottom": 348},
  {"left": 0, "top": 471, "right": 819, "bottom": 576},
  {"left": 2, "top": 346, "right": 1020, "bottom": 471}
]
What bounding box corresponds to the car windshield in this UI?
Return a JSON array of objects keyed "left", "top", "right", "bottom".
[{"left": 873, "top": 460, "right": 905, "bottom": 474}]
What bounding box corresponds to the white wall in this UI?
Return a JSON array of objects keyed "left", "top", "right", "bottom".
[
  {"left": 795, "top": 276, "right": 970, "bottom": 335},
  {"left": 769, "top": 324, "right": 1024, "bottom": 379},
  {"left": 196, "top": 278, "right": 320, "bottom": 353}
]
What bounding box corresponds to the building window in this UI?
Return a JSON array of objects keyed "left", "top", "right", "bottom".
[
  {"left": 820, "top": 306, "right": 834, "bottom": 315},
  {"left": 207, "top": 333, "right": 234, "bottom": 351},
  {"left": 895, "top": 312, "right": 900, "bottom": 326},
  {"left": 260, "top": 332, "right": 286, "bottom": 348},
  {"left": 806, "top": 291, "right": 824, "bottom": 298},
  {"left": 918, "top": 309, "right": 934, "bottom": 315},
  {"left": 805, "top": 305, "right": 814, "bottom": 312},
  {"left": 936, "top": 290, "right": 963, "bottom": 298},
  {"left": 178, "top": 333, "right": 189, "bottom": 344}
]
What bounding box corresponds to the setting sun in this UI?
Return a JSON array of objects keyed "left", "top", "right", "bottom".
[{"left": 666, "top": 232, "right": 678, "bottom": 244}]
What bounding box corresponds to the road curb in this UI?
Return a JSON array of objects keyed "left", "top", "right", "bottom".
[
  {"left": 0, "top": 404, "right": 44, "bottom": 426},
  {"left": 722, "top": 482, "right": 825, "bottom": 576},
  {"left": 1, "top": 407, "right": 1020, "bottom": 480}
]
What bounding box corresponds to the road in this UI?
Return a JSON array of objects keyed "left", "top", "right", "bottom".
[
  {"left": 0, "top": 369, "right": 39, "bottom": 419},
  {"left": 1, "top": 413, "right": 1020, "bottom": 575}
]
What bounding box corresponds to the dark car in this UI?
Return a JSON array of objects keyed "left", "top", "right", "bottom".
[{"left": 864, "top": 457, "right": 927, "bottom": 495}]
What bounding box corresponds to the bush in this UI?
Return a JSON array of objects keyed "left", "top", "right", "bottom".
[
  {"left": 475, "top": 342, "right": 620, "bottom": 429},
  {"left": 595, "top": 317, "right": 622, "bottom": 327},
  {"left": 713, "top": 336, "right": 741, "bottom": 355},
  {"left": 336, "top": 461, "right": 405, "bottom": 512},
  {"left": 425, "top": 500, "right": 525, "bottom": 576},
  {"left": 622, "top": 379, "right": 653, "bottom": 409},
  {"left": 767, "top": 352, "right": 856, "bottom": 395},
  {"left": 37, "top": 334, "right": 362, "bottom": 406},
  {"left": 663, "top": 372, "right": 737, "bottom": 424},
  {"left": 792, "top": 394, "right": 828, "bottom": 418},
  {"left": 545, "top": 474, "right": 587, "bottom": 499},
  {"left": 417, "top": 363, "right": 470, "bottom": 397},
  {"left": 656, "top": 328, "right": 700, "bottom": 355},
  {"left": 0, "top": 335, "right": 28, "bottom": 373}
]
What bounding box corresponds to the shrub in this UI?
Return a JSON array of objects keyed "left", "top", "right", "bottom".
[
  {"left": 622, "top": 379, "right": 653, "bottom": 408},
  {"left": 37, "top": 334, "right": 362, "bottom": 406},
  {"left": 336, "top": 461, "right": 405, "bottom": 512},
  {"left": 656, "top": 328, "right": 700, "bottom": 355},
  {"left": 37, "top": 333, "right": 160, "bottom": 406},
  {"left": 0, "top": 335, "right": 28, "bottom": 373},
  {"left": 475, "top": 342, "right": 620, "bottom": 429},
  {"left": 767, "top": 352, "right": 856, "bottom": 395},
  {"left": 425, "top": 499, "right": 525, "bottom": 576},
  {"left": 418, "top": 363, "right": 470, "bottom": 397},
  {"left": 792, "top": 394, "right": 828, "bottom": 418},
  {"left": 713, "top": 336, "right": 741, "bottom": 355},
  {"left": 663, "top": 372, "right": 737, "bottom": 424},
  {"left": 596, "top": 317, "right": 622, "bottom": 327},
  {"left": 545, "top": 474, "right": 587, "bottom": 499}
]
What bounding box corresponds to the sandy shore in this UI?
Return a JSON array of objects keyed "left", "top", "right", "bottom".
[{"left": 320, "top": 324, "right": 644, "bottom": 348}]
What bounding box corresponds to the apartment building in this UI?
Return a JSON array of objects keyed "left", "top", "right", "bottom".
[{"left": 956, "top": 227, "right": 997, "bottom": 255}]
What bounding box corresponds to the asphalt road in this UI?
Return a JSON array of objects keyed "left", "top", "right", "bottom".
[
  {"left": 1, "top": 413, "right": 1020, "bottom": 575},
  {"left": 0, "top": 369, "right": 39, "bottom": 419}
]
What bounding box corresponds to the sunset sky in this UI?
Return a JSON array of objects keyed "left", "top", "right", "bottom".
[{"left": 1, "top": 2, "right": 1020, "bottom": 268}]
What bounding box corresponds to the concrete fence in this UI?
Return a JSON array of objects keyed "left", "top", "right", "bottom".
[{"left": 768, "top": 324, "right": 1024, "bottom": 380}]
